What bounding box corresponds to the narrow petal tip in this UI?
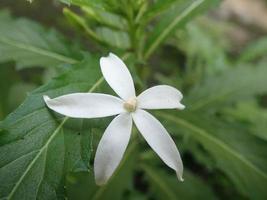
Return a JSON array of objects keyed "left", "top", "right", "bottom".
[
  {"left": 179, "top": 104, "right": 186, "bottom": 110},
  {"left": 176, "top": 103, "right": 185, "bottom": 110},
  {"left": 108, "top": 52, "right": 115, "bottom": 57},
  {"left": 176, "top": 172, "right": 184, "bottom": 182},
  {"left": 43, "top": 95, "right": 51, "bottom": 103}
]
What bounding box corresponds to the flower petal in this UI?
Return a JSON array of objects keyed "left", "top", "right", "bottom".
[
  {"left": 132, "top": 109, "right": 183, "bottom": 181},
  {"left": 100, "top": 53, "right": 136, "bottom": 100},
  {"left": 137, "top": 85, "right": 185, "bottom": 110},
  {"left": 43, "top": 93, "right": 124, "bottom": 118},
  {"left": 94, "top": 113, "right": 132, "bottom": 185}
]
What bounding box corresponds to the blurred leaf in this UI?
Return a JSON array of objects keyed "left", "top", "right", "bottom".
[
  {"left": 7, "top": 82, "right": 37, "bottom": 112},
  {"left": 63, "top": 7, "right": 101, "bottom": 42},
  {"left": 82, "top": 5, "right": 128, "bottom": 30},
  {"left": 175, "top": 20, "right": 229, "bottom": 75},
  {"left": 160, "top": 112, "right": 267, "bottom": 199},
  {"left": 0, "top": 56, "right": 103, "bottom": 199},
  {"left": 144, "top": 0, "right": 218, "bottom": 59},
  {"left": 63, "top": 8, "right": 130, "bottom": 49},
  {"left": 186, "top": 64, "right": 267, "bottom": 111},
  {"left": 223, "top": 101, "right": 267, "bottom": 141},
  {"left": 60, "top": 0, "right": 93, "bottom": 6},
  {"left": 0, "top": 10, "right": 81, "bottom": 69},
  {"left": 142, "top": 164, "right": 217, "bottom": 200},
  {"left": 59, "top": 0, "right": 121, "bottom": 9},
  {"left": 240, "top": 37, "right": 267, "bottom": 62},
  {"left": 0, "top": 64, "right": 18, "bottom": 119},
  {"left": 95, "top": 27, "right": 130, "bottom": 49},
  {"left": 142, "top": 0, "right": 177, "bottom": 23}
]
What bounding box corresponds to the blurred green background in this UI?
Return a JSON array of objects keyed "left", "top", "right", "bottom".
[{"left": 1, "top": 0, "right": 267, "bottom": 199}]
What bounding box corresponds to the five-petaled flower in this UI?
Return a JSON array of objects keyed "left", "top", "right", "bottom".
[{"left": 44, "top": 53, "right": 185, "bottom": 185}]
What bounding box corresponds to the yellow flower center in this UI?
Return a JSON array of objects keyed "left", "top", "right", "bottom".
[{"left": 123, "top": 97, "right": 137, "bottom": 112}]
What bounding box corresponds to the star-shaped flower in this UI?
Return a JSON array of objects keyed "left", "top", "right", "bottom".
[{"left": 44, "top": 53, "right": 185, "bottom": 185}]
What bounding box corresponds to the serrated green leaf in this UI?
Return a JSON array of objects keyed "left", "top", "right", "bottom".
[
  {"left": 0, "top": 56, "right": 104, "bottom": 199},
  {"left": 160, "top": 112, "right": 267, "bottom": 199},
  {"left": 0, "top": 10, "right": 81, "bottom": 69}
]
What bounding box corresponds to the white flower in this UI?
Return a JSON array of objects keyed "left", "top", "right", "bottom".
[{"left": 43, "top": 53, "right": 185, "bottom": 185}]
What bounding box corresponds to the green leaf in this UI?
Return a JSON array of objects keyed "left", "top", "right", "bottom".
[
  {"left": 160, "top": 112, "right": 267, "bottom": 199},
  {"left": 63, "top": 8, "right": 130, "bottom": 49},
  {"left": 142, "top": 0, "right": 177, "bottom": 23},
  {"left": 82, "top": 5, "right": 128, "bottom": 30},
  {"left": 144, "top": 0, "right": 218, "bottom": 59},
  {"left": 0, "top": 63, "right": 19, "bottom": 119},
  {"left": 0, "top": 10, "right": 81, "bottom": 69},
  {"left": 239, "top": 37, "right": 267, "bottom": 62},
  {"left": 186, "top": 64, "right": 267, "bottom": 111},
  {"left": 63, "top": 119, "right": 93, "bottom": 172},
  {"left": 60, "top": 0, "right": 106, "bottom": 8},
  {"left": 7, "top": 83, "right": 37, "bottom": 113},
  {"left": 141, "top": 164, "right": 217, "bottom": 200},
  {"left": 175, "top": 20, "right": 229, "bottom": 75},
  {"left": 223, "top": 101, "right": 267, "bottom": 141},
  {"left": 66, "top": 141, "right": 138, "bottom": 200},
  {"left": 95, "top": 27, "right": 130, "bottom": 49},
  {"left": 0, "top": 56, "right": 103, "bottom": 199}
]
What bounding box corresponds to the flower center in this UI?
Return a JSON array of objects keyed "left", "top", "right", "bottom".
[{"left": 123, "top": 97, "right": 137, "bottom": 112}]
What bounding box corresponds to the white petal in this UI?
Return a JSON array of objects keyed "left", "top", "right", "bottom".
[
  {"left": 94, "top": 113, "right": 132, "bottom": 185},
  {"left": 43, "top": 93, "right": 124, "bottom": 118},
  {"left": 100, "top": 53, "right": 136, "bottom": 100},
  {"left": 132, "top": 109, "right": 183, "bottom": 181},
  {"left": 137, "top": 85, "right": 185, "bottom": 110}
]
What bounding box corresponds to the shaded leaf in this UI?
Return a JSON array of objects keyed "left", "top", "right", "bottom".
[
  {"left": 142, "top": 164, "right": 217, "bottom": 200},
  {"left": 144, "top": 0, "right": 218, "bottom": 59},
  {"left": 0, "top": 10, "right": 81, "bottom": 69},
  {"left": 63, "top": 8, "right": 130, "bottom": 49},
  {"left": 240, "top": 37, "right": 267, "bottom": 62},
  {"left": 82, "top": 5, "right": 128, "bottom": 30},
  {"left": 186, "top": 64, "right": 267, "bottom": 111},
  {"left": 160, "top": 112, "right": 267, "bottom": 199},
  {"left": 223, "top": 101, "right": 267, "bottom": 141},
  {"left": 95, "top": 27, "right": 130, "bottom": 49},
  {"left": 0, "top": 56, "right": 103, "bottom": 199},
  {"left": 66, "top": 141, "right": 138, "bottom": 200}
]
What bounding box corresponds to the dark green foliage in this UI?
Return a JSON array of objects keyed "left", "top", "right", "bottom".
[
  {"left": 0, "top": 57, "right": 102, "bottom": 199},
  {"left": 0, "top": 10, "right": 82, "bottom": 69},
  {"left": 1, "top": 0, "right": 267, "bottom": 199}
]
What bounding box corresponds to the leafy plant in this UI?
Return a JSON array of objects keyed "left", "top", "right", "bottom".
[{"left": 1, "top": 0, "right": 267, "bottom": 199}]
